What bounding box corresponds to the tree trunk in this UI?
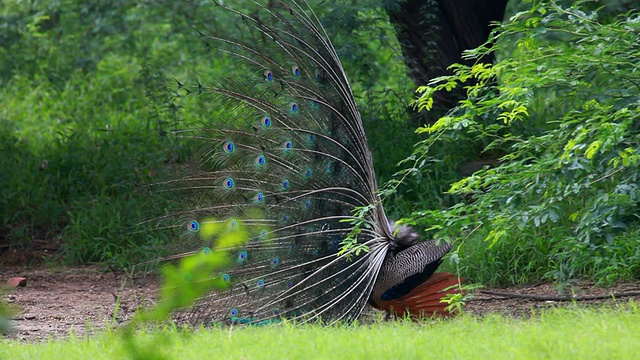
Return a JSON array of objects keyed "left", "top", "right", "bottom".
[{"left": 386, "top": 0, "right": 509, "bottom": 124}]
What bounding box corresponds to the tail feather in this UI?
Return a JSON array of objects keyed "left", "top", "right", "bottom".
[{"left": 375, "top": 272, "right": 462, "bottom": 318}]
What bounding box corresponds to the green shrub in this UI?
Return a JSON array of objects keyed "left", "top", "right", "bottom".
[{"left": 405, "top": 0, "right": 640, "bottom": 285}]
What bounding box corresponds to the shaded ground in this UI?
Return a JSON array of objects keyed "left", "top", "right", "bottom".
[
  {"left": 2, "top": 266, "right": 640, "bottom": 342},
  {"left": 2, "top": 266, "right": 159, "bottom": 341}
]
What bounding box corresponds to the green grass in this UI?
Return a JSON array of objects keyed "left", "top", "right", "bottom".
[{"left": 2, "top": 304, "right": 640, "bottom": 359}]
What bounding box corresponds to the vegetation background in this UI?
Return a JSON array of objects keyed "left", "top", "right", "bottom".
[{"left": 0, "top": 0, "right": 638, "bottom": 291}]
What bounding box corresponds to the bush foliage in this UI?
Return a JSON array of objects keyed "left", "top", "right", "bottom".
[{"left": 405, "top": 1, "right": 640, "bottom": 285}]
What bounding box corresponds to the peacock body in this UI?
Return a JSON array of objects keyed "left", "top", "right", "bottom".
[{"left": 149, "top": 0, "right": 460, "bottom": 325}]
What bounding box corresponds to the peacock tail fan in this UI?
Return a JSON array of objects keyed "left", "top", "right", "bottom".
[{"left": 140, "top": 0, "right": 397, "bottom": 326}]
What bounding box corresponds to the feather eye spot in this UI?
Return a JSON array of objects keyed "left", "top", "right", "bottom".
[
  {"left": 288, "top": 241, "right": 298, "bottom": 252},
  {"left": 223, "top": 141, "right": 235, "bottom": 153},
  {"left": 255, "top": 154, "right": 266, "bottom": 167},
  {"left": 187, "top": 220, "right": 199, "bottom": 232},
  {"left": 257, "top": 279, "right": 265, "bottom": 287},
  {"left": 263, "top": 70, "right": 273, "bottom": 82},
  {"left": 222, "top": 273, "right": 231, "bottom": 282},
  {"left": 304, "top": 199, "right": 312, "bottom": 210},
  {"left": 281, "top": 214, "right": 290, "bottom": 224},
  {"left": 325, "top": 162, "right": 336, "bottom": 174},
  {"left": 227, "top": 218, "right": 238, "bottom": 230},
  {"left": 237, "top": 251, "right": 248, "bottom": 263},
  {"left": 261, "top": 115, "right": 272, "bottom": 128},
  {"left": 305, "top": 134, "right": 316, "bottom": 146},
  {"left": 289, "top": 102, "right": 298, "bottom": 114},
  {"left": 258, "top": 229, "right": 268, "bottom": 240},
  {"left": 223, "top": 178, "right": 235, "bottom": 189},
  {"left": 273, "top": 308, "right": 280, "bottom": 315},
  {"left": 304, "top": 168, "right": 312, "bottom": 178},
  {"left": 283, "top": 140, "right": 293, "bottom": 151},
  {"left": 271, "top": 257, "right": 280, "bottom": 267},
  {"left": 287, "top": 281, "right": 294, "bottom": 288},
  {"left": 201, "top": 247, "right": 211, "bottom": 256},
  {"left": 254, "top": 192, "right": 264, "bottom": 204},
  {"left": 282, "top": 179, "right": 290, "bottom": 190},
  {"left": 229, "top": 309, "right": 238, "bottom": 317},
  {"left": 310, "top": 101, "right": 319, "bottom": 110},
  {"left": 291, "top": 65, "right": 300, "bottom": 77}
]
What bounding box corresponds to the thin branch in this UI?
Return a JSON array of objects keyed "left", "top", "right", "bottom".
[
  {"left": 477, "top": 289, "right": 640, "bottom": 302},
  {"left": 588, "top": 167, "right": 625, "bottom": 186}
]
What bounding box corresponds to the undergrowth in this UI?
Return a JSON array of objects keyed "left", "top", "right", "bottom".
[{"left": 401, "top": 1, "right": 640, "bottom": 286}]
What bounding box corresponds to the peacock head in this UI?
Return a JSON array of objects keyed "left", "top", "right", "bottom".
[{"left": 388, "top": 220, "right": 420, "bottom": 252}]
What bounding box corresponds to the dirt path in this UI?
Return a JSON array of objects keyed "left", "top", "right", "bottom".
[
  {"left": 3, "top": 266, "right": 640, "bottom": 342},
  {"left": 2, "top": 266, "right": 159, "bottom": 341}
]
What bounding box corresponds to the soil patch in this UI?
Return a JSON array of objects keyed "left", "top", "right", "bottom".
[
  {"left": 2, "top": 266, "right": 640, "bottom": 342},
  {"left": 2, "top": 266, "right": 158, "bottom": 342}
]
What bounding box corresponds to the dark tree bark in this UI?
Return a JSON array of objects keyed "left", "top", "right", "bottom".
[{"left": 386, "top": 0, "right": 509, "bottom": 124}]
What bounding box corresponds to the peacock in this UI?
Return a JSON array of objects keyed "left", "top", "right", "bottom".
[{"left": 147, "top": 0, "right": 461, "bottom": 325}]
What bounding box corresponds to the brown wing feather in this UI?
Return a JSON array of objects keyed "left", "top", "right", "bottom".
[{"left": 373, "top": 272, "right": 462, "bottom": 318}]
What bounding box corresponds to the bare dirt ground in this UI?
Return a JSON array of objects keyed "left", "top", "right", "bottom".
[
  {"left": 2, "top": 265, "right": 159, "bottom": 342},
  {"left": 3, "top": 265, "right": 640, "bottom": 342}
]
